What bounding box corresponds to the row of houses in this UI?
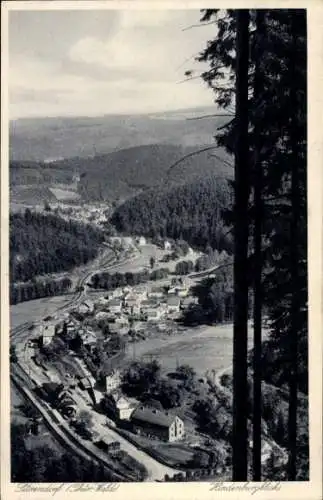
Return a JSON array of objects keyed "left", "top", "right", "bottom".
[
  {"left": 98, "top": 280, "right": 193, "bottom": 320},
  {"left": 135, "top": 236, "right": 173, "bottom": 251}
]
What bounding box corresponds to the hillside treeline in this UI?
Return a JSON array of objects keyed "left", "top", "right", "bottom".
[
  {"left": 10, "top": 161, "right": 74, "bottom": 186},
  {"left": 10, "top": 277, "right": 72, "bottom": 305},
  {"left": 111, "top": 176, "right": 233, "bottom": 252},
  {"left": 77, "top": 143, "right": 232, "bottom": 202},
  {"left": 10, "top": 210, "right": 104, "bottom": 283}
]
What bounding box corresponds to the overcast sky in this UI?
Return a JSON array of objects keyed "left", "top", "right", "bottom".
[{"left": 9, "top": 9, "right": 217, "bottom": 119}]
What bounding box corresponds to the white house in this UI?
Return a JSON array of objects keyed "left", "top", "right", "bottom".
[
  {"left": 130, "top": 303, "right": 141, "bottom": 316},
  {"left": 98, "top": 296, "right": 110, "bottom": 306},
  {"left": 141, "top": 299, "right": 158, "bottom": 310},
  {"left": 95, "top": 311, "right": 110, "bottom": 321},
  {"left": 131, "top": 407, "right": 185, "bottom": 442},
  {"left": 148, "top": 286, "right": 165, "bottom": 300},
  {"left": 167, "top": 296, "right": 181, "bottom": 313},
  {"left": 105, "top": 392, "right": 136, "bottom": 420},
  {"left": 78, "top": 300, "right": 94, "bottom": 315},
  {"left": 147, "top": 309, "right": 163, "bottom": 322},
  {"left": 108, "top": 299, "right": 123, "bottom": 314},
  {"left": 65, "top": 320, "right": 77, "bottom": 335},
  {"left": 104, "top": 370, "right": 121, "bottom": 393},
  {"left": 133, "top": 286, "right": 148, "bottom": 300},
  {"left": 41, "top": 324, "right": 56, "bottom": 346},
  {"left": 176, "top": 286, "right": 189, "bottom": 298},
  {"left": 137, "top": 236, "right": 146, "bottom": 246},
  {"left": 164, "top": 240, "right": 172, "bottom": 251},
  {"left": 124, "top": 293, "right": 141, "bottom": 309},
  {"left": 181, "top": 296, "right": 197, "bottom": 309},
  {"left": 114, "top": 315, "right": 129, "bottom": 327}
]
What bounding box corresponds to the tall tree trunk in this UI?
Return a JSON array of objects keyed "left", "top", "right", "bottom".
[
  {"left": 252, "top": 9, "right": 265, "bottom": 481},
  {"left": 287, "top": 10, "right": 305, "bottom": 480},
  {"left": 232, "top": 8, "right": 250, "bottom": 481}
]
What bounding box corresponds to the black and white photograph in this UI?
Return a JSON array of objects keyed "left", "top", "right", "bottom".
[{"left": 1, "top": 2, "right": 322, "bottom": 497}]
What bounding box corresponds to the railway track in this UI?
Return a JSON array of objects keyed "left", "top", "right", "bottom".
[
  {"left": 11, "top": 366, "right": 131, "bottom": 481},
  {"left": 9, "top": 244, "right": 150, "bottom": 482}
]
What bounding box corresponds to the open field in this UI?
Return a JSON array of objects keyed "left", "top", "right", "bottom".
[
  {"left": 49, "top": 187, "right": 81, "bottom": 201},
  {"left": 125, "top": 323, "right": 255, "bottom": 376},
  {"left": 10, "top": 295, "right": 73, "bottom": 329}
]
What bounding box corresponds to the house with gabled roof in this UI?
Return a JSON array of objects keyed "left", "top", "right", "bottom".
[
  {"left": 130, "top": 406, "right": 185, "bottom": 442},
  {"left": 104, "top": 391, "right": 136, "bottom": 420},
  {"left": 166, "top": 296, "right": 181, "bottom": 313}
]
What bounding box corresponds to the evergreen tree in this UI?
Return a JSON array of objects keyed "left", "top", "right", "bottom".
[{"left": 198, "top": 8, "right": 307, "bottom": 480}]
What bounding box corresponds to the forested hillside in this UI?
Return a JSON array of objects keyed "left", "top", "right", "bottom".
[
  {"left": 111, "top": 176, "right": 233, "bottom": 252},
  {"left": 10, "top": 161, "right": 75, "bottom": 186},
  {"left": 10, "top": 210, "right": 104, "bottom": 283},
  {"left": 77, "top": 144, "right": 232, "bottom": 201}
]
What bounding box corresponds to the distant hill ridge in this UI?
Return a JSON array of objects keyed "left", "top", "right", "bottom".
[
  {"left": 9, "top": 106, "right": 229, "bottom": 162},
  {"left": 10, "top": 143, "right": 233, "bottom": 203}
]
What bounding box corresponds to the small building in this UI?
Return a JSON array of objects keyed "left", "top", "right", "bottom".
[
  {"left": 167, "top": 296, "right": 181, "bottom": 313},
  {"left": 123, "top": 236, "right": 133, "bottom": 246},
  {"left": 141, "top": 299, "right": 158, "bottom": 309},
  {"left": 148, "top": 286, "right": 166, "bottom": 300},
  {"left": 131, "top": 407, "right": 185, "bottom": 442},
  {"left": 110, "top": 288, "right": 124, "bottom": 299},
  {"left": 164, "top": 240, "right": 172, "bottom": 251},
  {"left": 65, "top": 320, "right": 78, "bottom": 336},
  {"left": 124, "top": 293, "right": 141, "bottom": 309},
  {"left": 169, "top": 284, "right": 181, "bottom": 295},
  {"left": 96, "top": 438, "right": 121, "bottom": 455},
  {"left": 78, "top": 300, "right": 94, "bottom": 315},
  {"left": 104, "top": 392, "right": 135, "bottom": 420},
  {"left": 133, "top": 286, "right": 148, "bottom": 300},
  {"left": 180, "top": 296, "right": 197, "bottom": 309},
  {"left": 79, "top": 329, "right": 97, "bottom": 344},
  {"left": 108, "top": 299, "right": 123, "bottom": 314},
  {"left": 41, "top": 324, "right": 56, "bottom": 346},
  {"left": 95, "top": 311, "right": 110, "bottom": 321},
  {"left": 130, "top": 303, "right": 141, "bottom": 316},
  {"left": 79, "top": 377, "right": 92, "bottom": 390},
  {"left": 136, "top": 236, "right": 147, "bottom": 246},
  {"left": 147, "top": 309, "right": 163, "bottom": 322},
  {"left": 115, "top": 315, "right": 129, "bottom": 326},
  {"left": 104, "top": 370, "right": 121, "bottom": 393},
  {"left": 176, "top": 286, "right": 189, "bottom": 298},
  {"left": 98, "top": 296, "right": 110, "bottom": 306}
]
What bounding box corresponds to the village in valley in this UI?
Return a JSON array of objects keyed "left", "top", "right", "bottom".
[
  {"left": 12, "top": 234, "right": 245, "bottom": 481},
  {"left": 12, "top": 231, "right": 284, "bottom": 482}
]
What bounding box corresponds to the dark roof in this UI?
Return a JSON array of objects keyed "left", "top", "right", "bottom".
[
  {"left": 141, "top": 299, "right": 158, "bottom": 307},
  {"left": 131, "top": 406, "right": 177, "bottom": 428}
]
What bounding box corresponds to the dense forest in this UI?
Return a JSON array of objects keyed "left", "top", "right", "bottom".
[
  {"left": 10, "top": 210, "right": 104, "bottom": 283},
  {"left": 78, "top": 144, "right": 232, "bottom": 202},
  {"left": 111, "top": 176, "right": 233, "bottom": 252},
  {"left": 10, "top": 277, "right": 72, "bottom": 305}
]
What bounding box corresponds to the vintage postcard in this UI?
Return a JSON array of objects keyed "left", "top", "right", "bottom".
[{"left": 1, "top": 1, "right": 322, "bottom": 500}]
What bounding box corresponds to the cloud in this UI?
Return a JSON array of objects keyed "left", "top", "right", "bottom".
[{"left": 9, "top": 10, "right": 216, "bottom": 118}]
